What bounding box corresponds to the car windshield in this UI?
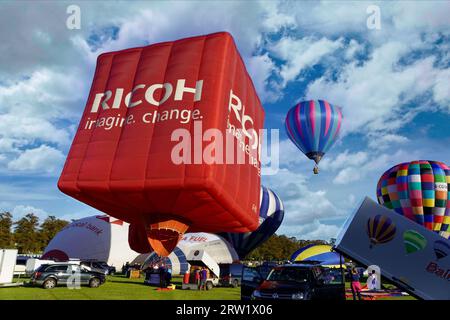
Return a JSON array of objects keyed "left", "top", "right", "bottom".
[{"left": 267, "top": 268, "right": 309, "bottom": 283}]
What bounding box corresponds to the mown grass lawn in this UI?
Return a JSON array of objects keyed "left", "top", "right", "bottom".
[{"left": 0, "top": 275, "right": 240, "bottom": 300}]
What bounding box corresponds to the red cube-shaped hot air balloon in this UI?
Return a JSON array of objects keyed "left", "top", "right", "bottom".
[{"left": 58, "top": 32, "right": 264, "bottom": 256}]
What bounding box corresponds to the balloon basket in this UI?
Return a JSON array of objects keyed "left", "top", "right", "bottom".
[{"left": 313, "top": 165, "right": 319, "bottom": 174}]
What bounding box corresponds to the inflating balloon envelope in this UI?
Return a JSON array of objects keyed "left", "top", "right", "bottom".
[
  {"left": 58, "top": 32, "right": 264, "bottom": 256},
  {"left": 220, "top": 186, "right": 284, "bottom": 259}
]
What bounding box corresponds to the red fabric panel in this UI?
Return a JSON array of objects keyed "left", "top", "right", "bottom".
[{"left": 58, "top": 32, "right": 264, "bottom": 238}]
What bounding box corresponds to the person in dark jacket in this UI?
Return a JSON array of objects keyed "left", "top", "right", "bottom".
[
  {"left": 159, "top": 264, "right": 166, "bottom": 288},
  {"left": 194, "top": 268, "right": 201, "bottom": 288},
  {"left": 165, "top": 268, "right": 172, "bottom": 286},
  {"left": 200, "top": 267, "right": 208, "bottom": 290}
]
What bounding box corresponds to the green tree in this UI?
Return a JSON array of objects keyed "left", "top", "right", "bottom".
[
  {"left": 39, "top": 216, "right": 69, "bottom": 251},
  {"left": 246, "top": 234, "right": 329, "bottom": 261},
  {"left": 0, "top": 212, "right": 14, "bottom": 248},
  {"left": 13, "top": 213, "right": 41, "bottom": 254}
]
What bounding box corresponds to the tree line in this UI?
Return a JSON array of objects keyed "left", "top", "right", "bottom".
[
  {"left": 246, "top": 234, "right": 332, "bottom": 261},
  {"left": 0, "top": 212, "right": 69, "bottom": 254}
]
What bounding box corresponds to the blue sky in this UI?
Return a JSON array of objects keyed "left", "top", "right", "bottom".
[{"left": 0, "top": 1, "right": 449, "bottom": 240}]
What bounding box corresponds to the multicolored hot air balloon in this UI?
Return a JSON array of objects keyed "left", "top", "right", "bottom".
[
  {"left": 290, "top": 244, "right": 343, "bottom": 268},
  {"left": 220, "top": 186, "right": 284, "bottom": 259},
  {"left": 434, "top": 240, "right": 450, "bottom": 260},
  {"left": 403, "top": 230, "right": 427, "bottom": 254},
  {"left": 376, "top": 160, "right": 450, "bottom": 239},
  {"left": 366, "top": 215, "right": 397, "bottom": 248},
  {"left": 285, "top": 100, "right": 343, "bottom": 174},
  {"left": 58, "top": 32, "right": 264, "bottom": 257}
]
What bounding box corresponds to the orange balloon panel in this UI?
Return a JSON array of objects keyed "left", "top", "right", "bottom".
[{"left": 58, "top": 32, "right": 264, "bottom": 256}]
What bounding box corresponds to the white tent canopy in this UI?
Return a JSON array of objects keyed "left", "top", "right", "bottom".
[
  {"left": 43, "top": 215, "right": 140, "bottom": 270},
  {"left": 139, "top": 232, "right": 239, "bottom": 275}
]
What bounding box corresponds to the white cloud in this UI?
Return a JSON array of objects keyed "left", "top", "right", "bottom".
[
  {"left": 331, "top": 148, "right": 421, "bottom": 185},
  {"left": 333, "top": 167, "right": 362, "bottom": 185},
  {"left": 246, "top": 53, "right": 279, "bottom": 102},
  {"left": 433, "top": 68, "right": 450, "bottom": 109},
  {"left": 0, "top": 68, "right": 86, "bottom": 120},
  {"left": 0, "top": 115, "right": 71, "bottom": 148},
  {"left": 0, "top": 67, "right": 87, "bottom": 175},
  {"left": 11, "top": 205, "right": 50, "bottom": 222},
  {"left": 262, "top": 168, "right": 346, "bottom": 240},
  {"left": 264, "top": 168, "right": 345, "bottom": 225},
  {"left": 320, "top": 150, "right": 368, "bottom": 171},
  {"left": 367, "top": 133, "right": 409, "bottom": 150},
  {"left": 306, "top": 43, "right": 449, "bottom": 136},
  {"left": 282, "top": 1, "right": 450, "bottom": 42},
  {"left": 7, "top": 145, "right": 65, "bottom": 175},
  {"left": 262, "top": 138, "right": 310, "bottom": 169},
  {"left": 345, "top": 39, "right": 364, "bottom": 60},
  {"left": 282, "top": 220, "right": 341, "bottom": 241},
  {"left": 270, "top": 36, "right": 343, "bottom": 86}
]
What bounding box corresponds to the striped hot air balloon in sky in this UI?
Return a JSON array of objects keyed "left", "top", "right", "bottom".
[
  {"left": 376, "top": 160, "right": 450, "bottom": 239},
  {"left": 366, "top": 215, "right": 397, "bottom": 248},
  {"left": 285, "top": 100, "right": 343, "bottom": 174},
  {"left": 220, "top": 186, "right": 284, "bottom": 259}
]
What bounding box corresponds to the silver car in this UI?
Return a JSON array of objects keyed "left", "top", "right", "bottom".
[{"left": 30, "top": 264, "right": 106, "bottom": 289}]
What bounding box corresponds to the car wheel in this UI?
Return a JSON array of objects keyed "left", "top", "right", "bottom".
[
  {"left": 206, "top": 281, "right": 213, "bottom": 290},
  {"left": 43, "top": 278, "right": 56, "bottom": 289},
  {"left": 232, "top": 279, "right": 239, "bottom": 288},
  {"left": 89, "top": 278, "right": 101, "bottom": 288}
]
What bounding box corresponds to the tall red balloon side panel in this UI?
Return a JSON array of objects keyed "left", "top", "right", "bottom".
[{"left": 58, "top": 32, "right": 264, "bottom": 252}]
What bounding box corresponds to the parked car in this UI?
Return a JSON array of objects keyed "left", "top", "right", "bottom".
[
  {"left": 30, "top": 264, "right": 106, "bottom": 289},
  {"left": 219, "top": 263, "right": 243, "bottom": 287},
  {"left": 256, "top": 262, "right": 278, "bottom": 279},
  {"left": 244, "top": 263, "right": 345, "bottom": 300},
  {"left": 241, "top": 266, "right": 264, "bottom": 300},
  {"left": 80, "top": 260, "right": 116, "bottom": 275}
]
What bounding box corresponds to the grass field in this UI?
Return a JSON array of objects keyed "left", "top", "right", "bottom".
[
  {"left": 0, "top": 275, "right": 414, "bottom": 300},
  {"left": 0, "top": 275, "right": 240, "bottom": 300}
]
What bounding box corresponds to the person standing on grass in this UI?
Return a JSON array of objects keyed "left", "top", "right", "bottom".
[
  {"left": 165, "top": 267, "right": 172, "bottom": 286},
  {"left": 195, "top": 268, "right": 201, "bottom": 288},
  {"left": 350, "top": 267, "right": 362, "bottom": 300},
  {"left": 159, "top": 264, "right": 166, "bottom": 288},
  {"left": 200, "top": 267, "right": 208, "bottom": 290}
]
